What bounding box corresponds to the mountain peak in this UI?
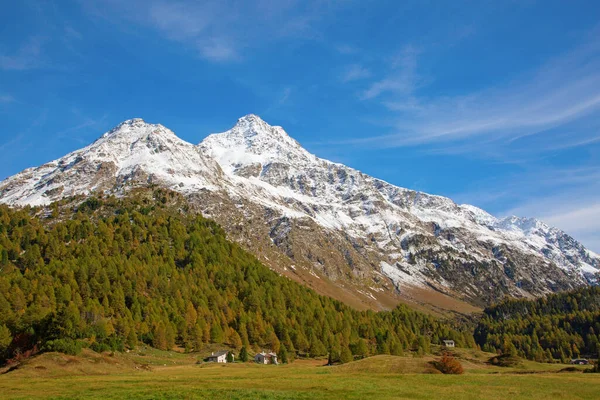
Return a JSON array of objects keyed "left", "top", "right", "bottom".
[
  {"left": 199, "top": 115, "right": 315, "bottom": 172},
  {"left": 236, "top": 113, "right": 265, "bottom": 125},
  {"left": 122, "top": 117, "right": 146, "bottom": 124},
  {"left": 108, "top": 117, "right": 151, "bottom": 132},
  {"left": 98, "top": 118, "right": 178, "bottom": 144},
  {"left": 231, "top": 114, "right": 288, "bottom": 140},
  {"left": 1, "top": 114, "right": 598, "bottom": 304}
]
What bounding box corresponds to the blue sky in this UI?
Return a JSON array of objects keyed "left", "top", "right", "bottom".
[{"left": 1, "top": 0, "right": 600, "bottom": 250}]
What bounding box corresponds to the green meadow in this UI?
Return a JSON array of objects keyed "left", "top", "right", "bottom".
[{"left": 1, "top": 348, "right": 598, "bottom": 400}]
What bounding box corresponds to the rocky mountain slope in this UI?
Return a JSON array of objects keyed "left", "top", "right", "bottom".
[{"left": 1, "top": 115, "right": 598, "bottom": 311}]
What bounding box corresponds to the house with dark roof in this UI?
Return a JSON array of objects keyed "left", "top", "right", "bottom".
[
  {"left": 255, "top": 351, "right": 278, "bottom": 364},
  {"left": 570, "top": 359, "right": 589, "bottom": 365},
  {"left": 207, "top": 350, "right": 231, "bottom": 363}
]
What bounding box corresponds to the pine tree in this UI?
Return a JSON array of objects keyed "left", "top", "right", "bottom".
[
  {"left": 279, "top": 345, "right": 289, "bottom": 364},
  {"left": 390, "top": 340, "right": 403, "bottom": 356},
  {"left": 210, "top": 322, "right": 224, "bottom": 343},
  {"left": 193, "top": 323, "right": 204, "bottom": 352},
  {"left": 0, "top": 324, "right": 12, "bottom": 355},
  {"left": 340, "top": 345, "right": 353, "bottom": 364},
  {"left": 268, "top": 330, "right": 281, "bottom": 353},
  {"left": 230, "top": 331, "right": 242, "bottom": 349},
  {"left": 126, "top": 329, "right": 138, "bottom": 349},
  {"left": 354, "top": 338, "right": 369, "bottom": 358},
  {"left": 153, "top": 322, "right": 168, "bottom": 350},
  {"left": 310, "top": 334, "right": 327, "bottom": 357},
  {"left": 239, "top": 346, "right": 249, "bottom": 362},
  {"left": 226, "top": 351, "right": 234, "bottom": 363},
  {"left": 0, "top": 249, "right": 8, "bottom": 266}
]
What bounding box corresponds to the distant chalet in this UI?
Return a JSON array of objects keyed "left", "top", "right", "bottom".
[
  {"left": 208, "top": 350, "right": 231, "bottom": 363},
  {"left": 443, "top": 340, "right": 455, "bottom": 348},
  {"left": 255, "top": 351, "right": 278, "bottom": 364}
]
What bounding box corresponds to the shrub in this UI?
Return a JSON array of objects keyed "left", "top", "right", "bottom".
[
  {"left": 488, "top": 354, "right": 521, "bottom": 367},
  {"left": 584, "top": 359, "right": 600, "bottom": 373},
  {"left": 433, "top": 352, "right": 464, "bottom": 374},
  {"left": 78, "top": 197, "right": 101, "bottom": 212},
  {"left": 91, "top": 337, "right": 125, "bottom": 353},
  {"left": 43, "top": 339, "right": 83, "bottom": 355}
]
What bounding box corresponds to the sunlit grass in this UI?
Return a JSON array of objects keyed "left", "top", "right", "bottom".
[{"left": 0, "top": 349, "right": 598, "bottom": 399}]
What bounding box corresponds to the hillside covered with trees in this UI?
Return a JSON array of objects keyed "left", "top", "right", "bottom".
[
  {"left": 475, "top": 287, "right": 600, "bottom": 362},
  {"left": 0, "top": 190, "right": 474, "bottom": 364}
]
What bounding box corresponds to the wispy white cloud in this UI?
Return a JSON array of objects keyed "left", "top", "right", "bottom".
[
  {"left": 0, "top": 37, "right": 44, "bottom": 70},
  {"left": 279, "top": 87, "right": 292, "bottom": 105},
  {"left": 263, "top": 86, "right": 293, "bottom": 115},
  {"left": 198, "top": 38, "right": 238, "bottom": 62},
  {"left": 64, "top": 26, "right": 83, "bottom": 41},
  {"left": 352, "top": 32, "right": 600, "bottom": 154},
  {"left": 83, "top": 0, "right": 336, "bottom": 63},
  {"left": 336, "top": 44, "right": 357, "bottom": 55},
  {"left": 0, "top": 94, "right": 14, "bottom": 103},
  {"left": 145, "top": 1, "right": 239, "bottom": 61},
  {"left": 361, "top": 46, "right": 422, "bottom": 100},
  {"left": 341, "top": 64, "right": 371, "bottom": 82},
  {"left": 0, "top": 134, "right": 24, "bottom": 152}
]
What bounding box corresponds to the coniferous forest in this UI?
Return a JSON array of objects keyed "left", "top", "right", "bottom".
[
  {"left": 1, "top": 188, "right": 598, "bottom": 366},
  {"left": 0, "top": 190, "right": 474, "bottom": 364},
  {"left": 475, "top": 287, "right": 600, "bottom": 362}
]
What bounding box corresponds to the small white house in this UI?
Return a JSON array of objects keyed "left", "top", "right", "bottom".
[
  {"left": 255, "top": 351, "right": 278, "bottom": 364},
  {"left": 208, "top": 350, "right": 231, "bottom": 363},
  {"left": 443, "top": 340, "right": 455, "bottom": 348}
]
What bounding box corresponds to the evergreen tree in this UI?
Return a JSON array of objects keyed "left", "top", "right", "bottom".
[
  {"left": 340, "top": 345, "right": 353, "bottom": 364},
  {"left": 239, "top": 346, "right": 249, "bottom": 362},
  {"left": 310, "top": 334, "right": 327, "bottom": 357},
  {"left": 192, "top": 324, "right": 204, "bottom": 352},
  {"left": 126, "top": 329, "right": 137, "bottom": 349},
  {"left": 354, "top": 338, "right": 369, "bottom": 359},
  {"left": 0, "top": 249, "right": 8, "bottom": 266},
  {"left": 390, "top": 340, "right": 403, "bottom": 356},
  {"left": 0, "top": 324, "right": 11, "bottom": 356},
  {"left": 210, "top": 323, "right": 224, "bottom": 343},
  {"left": 279, "top": 345, "right": 289, "bottom": 364},
  {"left": 153, "top": 322, "right": 168, "bottom": 350}
]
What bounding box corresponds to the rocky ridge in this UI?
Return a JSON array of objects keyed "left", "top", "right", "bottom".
[{"left": 1, "top": 115, "right": 598, "bottom": 310}]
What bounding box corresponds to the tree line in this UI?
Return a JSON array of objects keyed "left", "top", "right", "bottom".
[
  {"left": 474, "top": 286, "right": 600, "bottom": 362},
  {"left": 0, "top": 191, "right": 473, "bottom": 363}
]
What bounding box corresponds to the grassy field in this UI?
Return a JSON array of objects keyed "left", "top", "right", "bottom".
[{"left": 1, "top": 347, "right": 599, "bottom": 399}]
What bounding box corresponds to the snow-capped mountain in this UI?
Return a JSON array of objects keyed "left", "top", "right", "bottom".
[
  {"left": 0, "top": 118, "right": 224, "bottom": 206},
  {"left": 1, "top": 115, "right": 598, "bottom": 310}
]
